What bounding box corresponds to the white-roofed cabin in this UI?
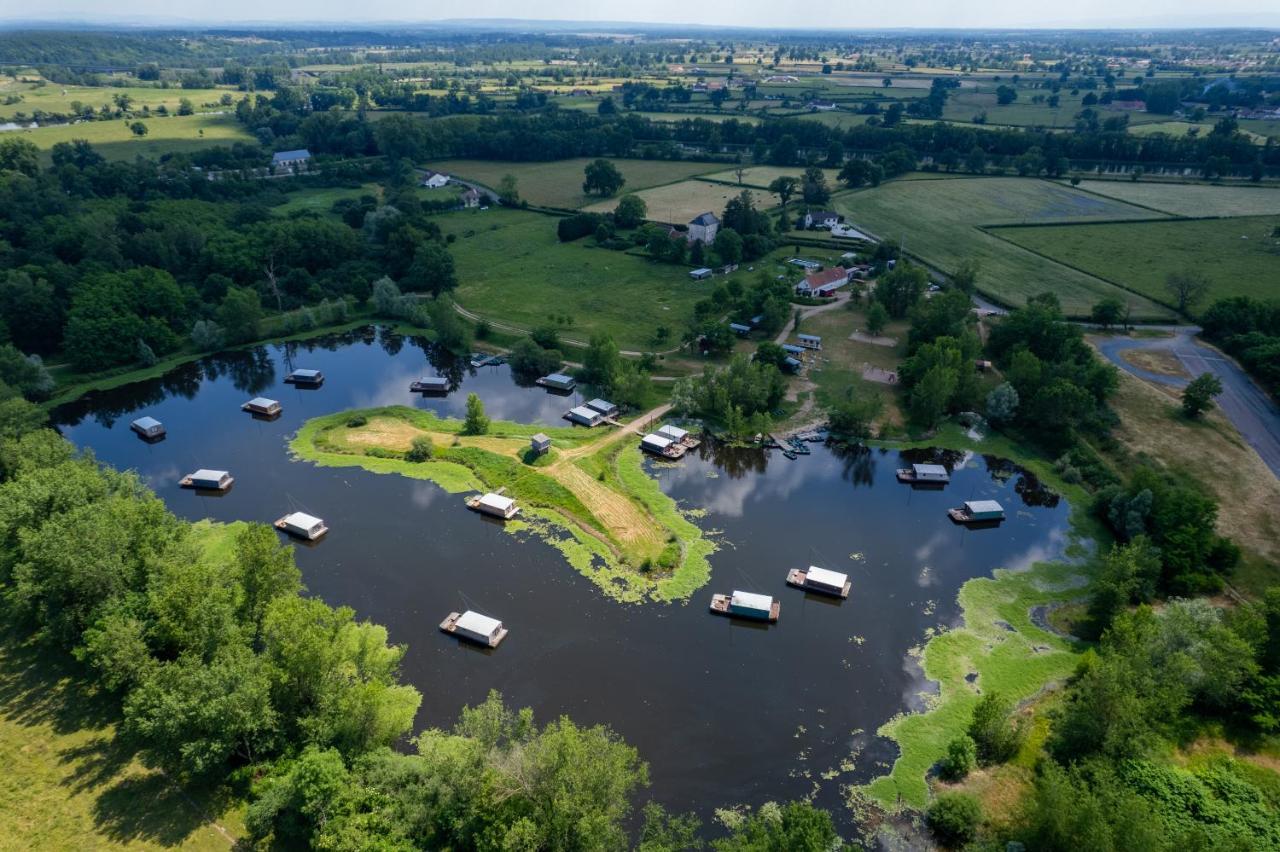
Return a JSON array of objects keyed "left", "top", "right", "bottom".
[
  {"left": 242, "top": 397, "right": 282, "bottom": 416},
  {"left": 411, "top": 376, "right": 449, "bottom": 394},
  {"left": 180, "top": 469, "right": 234, "bottom": 490},
  {"left": 565, "top": 405, "right": 605, "bottom": 427},
  {"left": 130, "top": 416, "right": 165, "bottom": 440},
  {"left": 786, "top": 565, "right": 851, "bottom": 598},
  {"left": 641, "top": 433, "right": 686, "bottom": 459},
  {"left": 710, "top": 590, "right": 780, "bottom": 622},
  {"left": 896, "top": 463, "right": 951, "bottom": 485},
  {"left": 274, "top": 511, "right": 328, "bottom": 541},
  {"left": 466, "top": 492, "right": 520, "bottom": 519},
  {"left": 284, "top": 368, "right": 324, "bottom": 386},
  {"left": 440, "top": 610, "right": 508, "bottom": 647},
  {"left": 949, "top": 499, "right": 1005, "bottom": 525}
]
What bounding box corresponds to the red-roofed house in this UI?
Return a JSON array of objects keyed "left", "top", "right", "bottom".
[{"left": 796, "top": 266, "right": 850, "bottom": 297}]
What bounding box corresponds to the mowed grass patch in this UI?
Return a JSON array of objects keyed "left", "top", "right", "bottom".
[
  {"left": 423, "top": 158, "right": 718, "bottom": 209},
  {"left": 19, "top": 113, "right": 254, "bottom": 163},
  {"left": 1073, "top": 180, "right": 1280, "bottom": 217},
  {"left": 583, "top": 179, "right": 774, "bottom": 223},
  {"left": 439, "top": 208, "right": 709, "bottom": 349},
  {"left": 835, "top": 177, "right": 1174, "bottom": 318},
  {"left": 273, "top": 184, "right": 382, "bottom": 216},
  {"left": 995, "top": 215, "right": 1280, "bottom": 312},
  {"left": 702, "top": 165, "right": 842, "bottom": 189}
]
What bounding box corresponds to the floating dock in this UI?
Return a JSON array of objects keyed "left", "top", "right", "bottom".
[
  {"left": 640, "top": 433, "right": 687, "bottom": 459},
  {"left": 410, "top": 376, "right": 449, "bottom": 394},
  {"left": 440, "top": 610, "right": 508, "bottom": 648},
  {"left": 242, "top": 397, "right": 282, "bottom": 416}
]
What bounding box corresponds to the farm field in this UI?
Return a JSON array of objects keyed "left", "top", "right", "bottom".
[
  {"left": 582, "top": 178, "right": 774, "bottom": 223},
  {"left": 994, "top": 215, "right": 1280, "bottom": 314},
  {"left": 702, "top": 165, "right": 842, "bottom": 188},
  {"left": 17, "top": 113, "right": 253, "bottom": 162},
  {"left": 835, "top": 177, "right": 1175, "bottom": 318},
  {"left": 1239, "top": 118, "right": 1280, "bottom": 139},
  {"left": 1073, "top": 180, "right": 1280, "bottom": 217},
  {"left": 424, "top": 157, "right": 718, "bottom": 209},
  {"left": 0, "top": 77, "right": 233, "bottom": 120},
  {"left": 439, "top": 208, "right": 713, "bottom": 349}
]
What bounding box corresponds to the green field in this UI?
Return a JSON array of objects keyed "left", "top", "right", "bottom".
[
  {"left": 440, "top": 208, "right": 714, "bottom": 349},
  {"left": 0, "top": 77, "right": 233, "bottom": 120},
  {"left": 272, "top": 183, "right": 383, "bottom": 216},
  {"left": 424, "top": 158, "right": 718, "bottom": 209},
  {"left": 582, "top": 179, "right": 774, "bottom": 223},
  {"left": 836, "top": 177, "right": 1175, "bottom": 318},
  {"left": 994, "top": 215, "right": 1280, "bottom": 315},
  {"left": 1074, "top": 180, "right": 1280, "bottom": 217},
  {"left": 17, "top": 113, "right": 254, "bottom": 162},
  {"left": 702, "top": 165, "right": 842, "bottom": 189}
]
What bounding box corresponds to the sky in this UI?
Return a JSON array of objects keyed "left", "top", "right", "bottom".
[{"left": 3, "top": 0, "right": 1280, "bottom": 29}]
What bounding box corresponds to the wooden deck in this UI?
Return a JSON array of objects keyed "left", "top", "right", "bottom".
[
  {"left": 439, "top": 611, "right": 508, "bottom": 648},
  {"left": 786, "top": 568, "right": 851, "bottom": 599}
]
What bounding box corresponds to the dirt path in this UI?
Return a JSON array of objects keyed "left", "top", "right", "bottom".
[
  {"left": 771, "top": 291, "right": 852, "bottom": 346},
  {"left": 548, "top": 403, "right": 672, "bottom": 469}
]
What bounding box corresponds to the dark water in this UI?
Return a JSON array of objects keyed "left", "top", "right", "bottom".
[{"left": 54, "top": 327, "right": 1070, "bottom": 826}]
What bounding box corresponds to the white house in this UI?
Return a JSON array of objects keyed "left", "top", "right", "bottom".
[
  {"left": 460, "top": 188, "right": 483, "bottom": 208},
  {"left": 803, "top": 209, "right": 840, "bottom": 229},
  {"left": 271, "top": 149, "right": 312, "bottom": 173},
  {"left": 421, "top": 169, "right": 450, "bottom": 188},
  {"left": 688, "top": 212, "right": 719, "bottom": 244},
  {"left": 795, "top": 266, "right": 849, "bottom": 297}
]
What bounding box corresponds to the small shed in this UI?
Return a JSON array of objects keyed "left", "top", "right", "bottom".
[
  {"left": 285, "top": 368, "right": 323, "bottom": 385},
  {"left": 455, "top": 611, "right": 504, "bottom": 644},
  {"left": 797, "top": 334, "right": 822, "bottom": 351},
  {"left": 730, "top": 590, "right": 775, "bottom": 619},
  {"left": 641, "top": 434, "right": 675, "bottom": 456},
  {"left": 130, "top": 416, "right": 165, "bottom": 439},
  {"left": 530, "top": 433, "right": 552, "bottom": 455},
  {"left": 805, "top": 565, "right": 849, "bottom": 594},
  {"left": 913, "top": 463, "right": 950, "bottom": 483},
  {"left": 964, "top": 500, "right": 1005, "bottom": 521},
  {"left": 689, "top": 267, "right": 713, "bottom": 281},
  {"left": 782, "top": 343, "right": 805, "bottom": 356},
  {"left": 276, "top": 511, "right": 327, "bottom": 540},
  {"left": 243, "top": 397, "right": 282, "bottom": 416},
  {"left": 585, "top": 398, "right": 618, "bottom": 418},
  {"left": 565, "top": 406, "right": 605, "bottom": 427},
  {"left": 538, "top": 373, "right": 576, "bottom": 392},
  {"left": 782, "top": 356, "right": 802, "bottom": 372},
  {"left": 184, "top": 469, "right": 233, "bottom": 490},
  {"left": 729, "top": 322, "right": 751, "bottom": 336},
  {"left": 657, "top": 424, "right": 689, "bottom": 443}
]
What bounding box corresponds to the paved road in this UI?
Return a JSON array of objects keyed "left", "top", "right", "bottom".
[{"left": 1093, "top": 327, "right": 1280, "bottom": 479}]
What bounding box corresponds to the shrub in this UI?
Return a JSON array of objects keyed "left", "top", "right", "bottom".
[
  {"left": 346, "top": 414, "right": 368, "bottom": 428},
  {"left": 926, "top": 793, "right": 981, "bottom": 847},
  {"left": 939, "top": 735, "right": 976, "bottom": 781},
  {"left": 405, "top": 435, "right": 434, "bottom": 462},
  {"left": 968, "top": 692, "right": 1025, "bottom": 766}
]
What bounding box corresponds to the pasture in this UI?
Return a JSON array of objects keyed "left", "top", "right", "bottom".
[
  {"left": 582, "top": 179, "right": 774, "bottom": 223},
  {"left": 836, "top": 177, "right": 1175, "bottom": 318},
  {"left": 994, "top": 215, "right": 1280, "bottom": 315},
  {"left": 17, "top": 113, "right": 253, "bottom": 162},
  {"left": 1073, "top": 180, "right": 1280, "bottom": 217},
  {"left": 0, "top": 76, "right": 233, "bottom": 120},
  {"left": 423, "top": 158, "right": 717, "bottom": 209},
  {"left": 702, "top": 165, "right": 842, "bottom": 189},
  {"left": 439, "top": 208, "right": 716, "bottom": 350}
]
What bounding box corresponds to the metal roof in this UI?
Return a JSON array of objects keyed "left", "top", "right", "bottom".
[
  {"left": 531, "top": 432, "right": 552, "bottom": 444},
  {"left": 272, "top": 149, "right": 311, "bottom": 162},
  {"left": 247, "top": 397, "right": 278, "bottom": 408},
  {"left": 806, "top": 565, "right": 847, "bottom": 588},
  {"left": 290, "top": 368, "right": 321, "bottom": 378},
  {"left": 417, "top": 376, "right": 448, "bottom": 386},
  {"left": 689, "top": 212, "right": 719, "bottom": 225},
  {"left": 283, "top": 512, "right": 323, "bottom": 530},
  {"left": 641, "top": 434, "right": 673, "bottom": 449},
  {"left": 797, "top": 334, "right": 822, "bottom": 342},
  {"left": 913, "top": 463, "right": 949, "bottom": 477},
  {"left": 568, "top": 406, "right": 600, "bottom": 420},
  {"left": 545, "top": 372, "right": 573, "bottom": 383},
  {"left": 965, "top": 500, "right": 1004, "bottom": 514},
  {"left": 782, "top": 343, "right": 805, "bottom": 354},
  {"left": 657, "top": 424, "right": 688, "bottom": 441},
  {"left": 729, "top": 322, "right": 751, "bottom": 332},
  {"left": 585, "top": 398, "right": 616, "bottom": 412},
  {"left": 731, "top": 590, "right": 773, "bottom": 611},
  {"left": 132, "top": 416, "right": 161, "bottom": 429},
  {"left": 457, "top": 610, "right": 502, "bottom": 636},
  {"left": 479, "top": 493, "right": 516, "bottom": 512},
  {"left": 191, "top": 469, "right": 228, "bottom": 481}
]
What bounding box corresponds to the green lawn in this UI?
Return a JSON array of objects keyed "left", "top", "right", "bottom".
[
  {"left": 1073, "top": 180, "right": 1280, "bottom": 217},
  {"left": 835, "top": 177, "right": 1175, "bottom": 318},
  {"left": 0, "top": 77, "right": 234, "bottom": 120},
  {"left": 439, "top": 207, "right": 711, "bottom": 349},
  {"left": 993, "top": 215, "right": 1280, "bottom": 315},
  {"left": 423, "top": 158, "right": 719, "bottom": 209},
  {"left": 18, "top": 113, "right": 254, "bottom": 163},
  {"left": 702, "top": 165, "right": 842, "bottom": 189}
]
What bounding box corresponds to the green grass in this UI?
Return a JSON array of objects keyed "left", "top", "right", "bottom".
[
  {"left": 439, "top": 207, "right": 713, "bottom": 350},
  {"left": 1072, "top": 180, "right": 1280, "bottom": 217},
  {"left": 272, "top": 184, "right": 383, "bottom": 216},
  {"left": 993, "top": 215, "right": 1280, "bottom": 314},
  {"left": 582, "top": 179, "right": 775, "bottom": 223},
  {"left": 701, "top": 165, "right": 842, "bottom": 189},
  {"left": 834, "top": 177, "right": 1175, "bottom": 318},
  {"left": 423, "top": 157, "right": 719, "bottom": 209},
  {"left": 17, "top": 113, "right": 254, "bottom": 163},
  {"left": 0, "top": 77, "right": 234, "bottom": 120}
]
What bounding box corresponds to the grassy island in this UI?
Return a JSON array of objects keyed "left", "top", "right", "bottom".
[{"left": 290, "top": 406, "right": 715, "bottom": 602}]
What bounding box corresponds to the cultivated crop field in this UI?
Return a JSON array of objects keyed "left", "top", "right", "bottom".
[
  {"left": 439, "top": 208, "right": 713, "bottom": 349},
  {"left": 702, "top": 165, "right": 842, "bottom": 188},
  {"left": 18, "top": 113, "right": 253, "bottom": 162},
  {"left": 1073, "top": 181, "right": 1280, "bottom": 217},
  {"left": 836, "top": 177, "right": 1175, "bottom": 318},
  {"left": 424, "top": 158, "right": 717, "bottom": 209},
  {"left": 583, "top": 179, "right": 773, "bottom": 223},
  {"left": 995, "top": 215, "right": 1280, "bottom": 313}
]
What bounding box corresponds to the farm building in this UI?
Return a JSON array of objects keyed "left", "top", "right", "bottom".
[
  {"left": 130, "top": 416, "right": 165, "bottom": 439},
  {"left": 796, "top": 266, "right": 849, "bottom": 297},
  {"left": 585, "top": 398, "right": 618, "bottom": 418},
  {"left": 467, "top": 492, "right": 520, "bottom": 519},
  {"left": 181, "top": 469, "right": 233, "bottom": 490},
  {"left": 689, "top": 267, "right": 713, "bottom": 281},
  {"left": 729, "top": 322, "right": 752, "bottom": 336},
  {"left": 804, "top": 210, "right": 841, "bottom": 229},
  {"left": 536, "top": 373, "right": 576, "bottom": 392},
  {"left": 243, "top": 397, "right": 282, "bottom": 416},
  {"left": 275, "top": 511, "right": 328, "bottom": 541},
  {"left": 688, "top": 212, "right": 720, "bottom": 244},
  {"left": 272, "top": 149, "right": 311, "bottom": 172},
  {"left": 460, "top": 188, "right": 483, "bottom": 208},
  {"left": 530, "top": 433, "right": 552, "bottom": 455},
  {"left": 797, "top": 334, "right": 823, "bottom": 351},
  {"left": 565, "top": 405, "right": 605, "bottom": 427},
  {"left": 806, "top": 100, "right": 838, "bottom": 111},
  {"left": 284, "top": 368, "right": 324, "bottom": 386},
  {"left": 421, "top": 169, "right": 450, "bottom": 188}
]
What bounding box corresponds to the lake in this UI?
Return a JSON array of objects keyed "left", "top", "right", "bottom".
[{"left": 53, "top": 327, "right": 1071, "bottom": 825}]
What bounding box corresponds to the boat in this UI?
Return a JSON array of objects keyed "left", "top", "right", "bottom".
[
  {"left": 465, "top": 492, "right": 520, "bottom": 519},
  {"left": 180, "top": 469, "right": 234, "bottom": 491},
  {"left": 786, "top": 565, "right": 851, "bottom": 599},
  {"left": 284, "top": 368, "right": 324, "bottom": 386},
  {"left": 274, "top": 511, "right": 328, "bottom": 541},
  {"left": 410, "top": 376, "right": 449, "bottom": 394},
  {"left": 781, "top": 449, "right": 798, "bottom": 460},
  {"left": 948, "top": 500, "right": 1005, "bottom": 525},
  {"left": 440, "top": 610, "right": 508, "bottom": 648},
  {"left": 896, "top": 463, "right": 951, "bottom": 486},
  {"left": 130, "top": 416, "right": 165, "bottom": 440},
  {"left": 709, "top": 590, "right": 780, "bottom": 622},
  {"left": 242, "top": 397, "right": 282, "bottom": 417}
]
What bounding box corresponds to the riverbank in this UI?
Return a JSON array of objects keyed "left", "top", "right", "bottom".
[{"left": 289, "top": 405, "right": 715, "bottom": 603}]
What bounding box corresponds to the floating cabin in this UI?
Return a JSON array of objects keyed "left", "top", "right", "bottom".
[
  {"left": 530, "top": 433, "right": 552, "bottom": 456},
  {"left": 180, "top": 469, "right": 233, "bottom": 491},
  {"left": 466, "top": 492, "right": 520, "bottom": 519},
  {"left": 896, "top": 463, "right": 951, "bottom": 485},
  {"left": 242, "top": 397, "right": 282, "bottom": 416},
  {"left": 565, "top": 405, "right": 605, "bottom": 427},
  {"left": 710, "top": 590, "right": 781, "bottom": 622},
  {"left": 274, "top": 511, "right": 328, "bottom": 541},
  {"left": 440, "top": 610, "right": 508, "bottom": 648},
  {"left": 130, "top": 416, "right": 165, "bottom": 440},
  {"left": 656, "top": 424, "right": 700, "bottom": 449},
  {"left": 640, "top": 433, "right": 686, "bottom": 459},
  {"left": 536, "top": 372, "right": 576, "bottom": 392},
  {"left": 949, "top": 499, "right": 1005, "bottom": 525},
  {"left": 585, "top": 398, "right": 618, "bottom": 418},
  {"left": 410, "top": 376, "right": 450, "bottom": 394},
  {"left": 787, "top": 565, "right": 851, "bottom": 598},
  {"left": 689, "top": 267, "right": 713, "bottom": 281},
  {"left": 797, "top": 334, "right": 823, "bottom": 351},
  {"left": 729, "top": 322, "right": 752, "bottom": 337},
  {"left": 284, "top": 368, "right": 324, "bottom": 386}
]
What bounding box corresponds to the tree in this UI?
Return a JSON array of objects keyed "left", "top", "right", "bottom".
[
  {"left": 426, "top": 297, "right": 471, "bottom": 353},
  {"left": 985, "top": 382, "right": 1019, "bottom": 425},
  {"left": 875, "top": 264, "right": 929, "bottom": 318},
  {"left": 768, "top": 134, "right": 798, "bottom": 165},
  {"left": 1091, "top": 297, "right": 1126, "bottom": 329},
  {"left": 497, "top": 174, "right": 519, "bottom": 206},
  {"left": 614, "top": 194, "right": 647, "bottom": 228},
  {"left": 1164, "top": 271, "right": 1210, "bottom": 315},
  {"left": 951, "top": 259, "right": 980, "bottom": 294},
  {"left": 827, "top": 388, "right": 883, "bottom": 439},
  {"left": 405, "top": 435, "right": 434, "bottom": 462},
  {"left": 0, "top": 137, "right": 40, "bottom": 176},
  {"left": 219, "top": 287, "right": 264, "bottom": 344},
  {"left": 714, "top": 801, "right": 843, "bottom": 851},
  {"left": 177, "top": 98, "right": 194, "bottom": 116},
  {"left": 713, "top": 228, "right": 744, "bottom": 265},
  {"left": 865, "top": 301, "right": 890, "bottom": 336},
  {"left": 402, "top": 242, "right": 457, "bottom": 298},
  {"left": 191, "top": 320, "right": 225, "bottom": 351},
  {"left": 800, "top": 166, "right": 830, "bottom": 205},
  {"left": 939, "top": 735, "right": 976, "bottom": 781},
  {"left": 767, "top": 176, "right": 799, "bottom": 210},
  {"left": 582, "top": 333, "right": 622, "bottom": 392},
  {"left": 1181, "top": 372, "right": 1223, "bottom": 418},
  {"left": 926, "top": 793, "right": 981, "bottom": 848},
  {"left": 582, "top": 159, "right": 625, "bottom": 196},
  {"left": 909, "top": 365, "right": 958, "bottom": 428},
  {"left": 463, "top": 393, "right": 489, "bottom": 435},
  {"left": 996, "top": 85, "right": 1018, "bottom": 105},
  {"left": 129, "top": 121, "right": 149, "bottom": 136},
  {"left": 964, "top": 146, "right": 986, "bottom": 175},
  {"left": 967, "top": 691, "right": 1024, "bottom": 765}
]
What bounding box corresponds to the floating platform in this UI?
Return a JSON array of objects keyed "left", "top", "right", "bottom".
[
  {"left": 896, "top": 463, "right": 950, "bottom": 486},
  {"left": 709, "top": 591, "right": 780, "bottom": 622},
  {"left": 130, "top": 416, "right": 165, "bottom": 440},
  {"left": 180, "top": 469, "right": 234, "bottom": 491},
  {"left": 786, "top": 567, "right": 851, "bottom": 599},
  {"left": 410, "top": 377, "right": 449, "bottom": 394},
  {"left": 470, "top": 353, "right": 504, "bottom": 368},
  {"left": 640, "top": 434, "right": 687, "bottom": 459},
  {"left": 440, "top": 610, "right": 508, "bottom": 648},
  {"left": 274, "top": 511, "right": 328, "bottom": 541},
  {"left": 242, "top": 397, "right": 282, "bottom": 417},
  {"left": 466, "top": 492, "right": 520, "bottom": 519},
  {"left": 284, "top": 369, "right": 324, "bottom": 386},
  {"left": 948, "top": 500, "right": 1005, "bottom": 526}
]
